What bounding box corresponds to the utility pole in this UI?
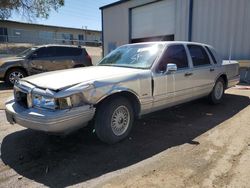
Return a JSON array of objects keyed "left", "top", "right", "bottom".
[{"left": 85, "top": 26, "right": 87, "bottom": 46}]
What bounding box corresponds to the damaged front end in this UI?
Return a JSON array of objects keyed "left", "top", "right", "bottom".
[{"left": 5, "top": 80, "right": 96, "bottom": 133}]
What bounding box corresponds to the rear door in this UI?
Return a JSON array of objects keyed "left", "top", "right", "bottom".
[
  {"left": 187, "top": 44, "right": 217, "bottom": 97},
  {"left": 50, "top": 47, "right": 77, "bottom": 70},
  {"left": 152, "top": 44, "right": 193, "bottom": 110}
]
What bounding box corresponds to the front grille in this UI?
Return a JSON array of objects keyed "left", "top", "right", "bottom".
[{"left": 15, "top": 90, "right": 28, "bottom": 108}]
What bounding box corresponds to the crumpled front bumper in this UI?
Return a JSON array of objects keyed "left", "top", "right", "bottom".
[{"left": 5, "top": 97, "right": 96, "bottom": 134}]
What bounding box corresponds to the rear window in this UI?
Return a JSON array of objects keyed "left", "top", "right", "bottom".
[
  {"left": 55, "top": 47, "right": 83, "bottom": 57},
  {"left": 187, "top": 45, "right": 211, "bottom": 67}
]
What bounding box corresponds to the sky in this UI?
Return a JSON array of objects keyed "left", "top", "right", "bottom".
[{"left": 9, "top": 0, "right": 118, "bottom": 31}]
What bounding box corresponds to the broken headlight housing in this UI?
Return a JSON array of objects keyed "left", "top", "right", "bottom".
[
  {"left": 32, "top": 94, "right": 57, "bottom": 110},
  {"left": 58, "top": 93, "right": 86, "bottom": 110},
  {"left": 32, "top": 93, "right": 86, "bottom": 110}
]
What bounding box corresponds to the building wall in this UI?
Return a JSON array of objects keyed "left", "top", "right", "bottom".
[
  {"left": 102, "top": 0, "right": 250, "bottom": 60},
  {"left": 102, "top": 0, "right": 155, "bottom": 55},
  {"left": 191, "top": 0, "right": 250, "bottom": 59},
  {"left": 102, "top": 0, "right": 189, "bottom": 55},
  {"left": 0, "top": 21, "right": 101, "bottom": 45}
]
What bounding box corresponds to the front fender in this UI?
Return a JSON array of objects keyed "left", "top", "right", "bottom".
[{"left": 95, "top": 86, "right": 140, "bottom": 104}]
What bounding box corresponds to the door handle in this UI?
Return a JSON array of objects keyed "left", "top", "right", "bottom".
[
  {"left": 184, "top": 72, "right": 193, "bottom": 76},
  {"left": 210, "top": 68, "right": 215, "bottom": 72}
]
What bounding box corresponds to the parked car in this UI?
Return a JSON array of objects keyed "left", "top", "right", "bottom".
[
  {"left": 5, "top": 42, "right": 239, "bottom": 144},
  {"left": 0, "top": 45, "right": 92, "bottom": 85}
]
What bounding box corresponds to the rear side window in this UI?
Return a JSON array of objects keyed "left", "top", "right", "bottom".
[
  {"left": 55, "top": 47, "right": 83, "bottom": 57},
  {"left": 158, "top": 44, "right": 189, "bottom": 71},
  {"left": 187, "top": 45, "right": 211, "bottom": 67},
  {"left": 205, "top": 46, "right": 217, "bottom": 64}
]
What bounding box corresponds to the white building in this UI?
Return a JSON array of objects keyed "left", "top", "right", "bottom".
[{"left": 100, "top": 0, "right": 250, "bottom": 60}]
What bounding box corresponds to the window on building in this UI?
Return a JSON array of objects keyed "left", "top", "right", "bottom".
[
  {"left": 78, "top": 34, "right": 84, "bottom": 41},
  {"left": 13, "top": 29, "right": 23, "bottom": 37},
  {"left": 0, "top": 27, "right": 8, "bottom": 42},
  {"left": 39, "top": 31, "right": 54, "bottom": 39},
  {"left": 187, "top": 45, "right": 211, "bottom": 67},
  {"left": 158, "top": 44, "right": 189, "bottom": 72}
]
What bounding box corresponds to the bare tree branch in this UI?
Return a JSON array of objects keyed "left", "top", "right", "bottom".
[{"left": 0, "top": 0, "right": 64, "bottom": 20}]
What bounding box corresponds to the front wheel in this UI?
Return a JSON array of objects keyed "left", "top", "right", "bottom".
[
  {"left": 208, "top": 78, "right": 225, "bottom": 104},
  {"left": 94, "top": 97, "right": 134, "bottom": 144},
  {"left": 5, "top": 68, "right": 27, "bottom": 85}
]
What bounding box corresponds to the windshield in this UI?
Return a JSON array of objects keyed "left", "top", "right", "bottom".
[
  {"left": 98, "top": 43, "right": 165, "bottom": 69},
  {"left": 16, "top": 47, "right": 38, "bottom": 57}
]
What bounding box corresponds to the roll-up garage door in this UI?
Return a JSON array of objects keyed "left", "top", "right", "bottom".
[{"left": 131, "top": 0, "right": 176, "bottom": 42}]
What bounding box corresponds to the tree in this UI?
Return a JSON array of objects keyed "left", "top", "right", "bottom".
[{"left": 0, "top": 0, "right": 64, "bottom": 20}]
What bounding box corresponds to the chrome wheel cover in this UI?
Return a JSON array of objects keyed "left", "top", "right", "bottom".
[
  {"left": 214, "top": 81, "right": 224, "bottom": 100},
  {"left": 111, "top": 105, "right": 130, "bottom": 136},
  {"left": 9, "top": 71, "right": 24, "bottom": 84}
]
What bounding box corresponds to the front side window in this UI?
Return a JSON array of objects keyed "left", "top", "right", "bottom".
[
  {"left": 187, "top": 45, "right": 211, "bottom": 67},
  {"left": 35, "top": 47, "right": 55, "bottom": 58},
  {"left": 158, "top": 44, "right": 189, "bottom": 72},
  {"left": 98, "top": 43, "right": 165, "bottom": 69}
]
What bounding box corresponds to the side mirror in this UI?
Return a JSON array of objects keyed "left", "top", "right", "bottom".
[{"left": 166, "top": 63, "right": 177, "bottom": 73}]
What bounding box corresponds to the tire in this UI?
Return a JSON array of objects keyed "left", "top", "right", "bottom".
[
  {"left": 208, "top": 78, "right": 225, "bottom": 104},
  {"left": 5, "top": 68, "right": 27, "bottom": 85},
  {"left": 94, "top": 97, "right": 134, "bottom": 144}
]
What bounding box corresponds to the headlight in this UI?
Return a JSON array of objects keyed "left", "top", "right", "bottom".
[
  {"left": 58, "top": 93, "right": 86, "bottom": 110},
  {"left": 32, "top": 93, "right": 86, "bottom": 110},
  {"left": 32, "top": 94, "right": 57, "bottom": 110}
]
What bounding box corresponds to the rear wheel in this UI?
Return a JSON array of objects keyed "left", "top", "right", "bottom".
[
  {"left": 5, "top": 68, "right": 27, "bottom": 85},
  {"left": 94, "top": 97, "right": 134, "bottom": 144},
  {"left": 209, "top": 78, "right": 225, "bottom": 104}
]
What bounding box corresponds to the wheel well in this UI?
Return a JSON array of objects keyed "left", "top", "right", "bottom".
[
  {"left": 74, "top": 64, "right": 85, "bottom": 68},
  {"left": 95, "top": 91, "right": 141, "bottom": 118},
  {"left": 219, "top": 74, "right": 228, "bottom": 88},
  {"left": 5, "top": 67, "right": 28, "bottom": 78}
]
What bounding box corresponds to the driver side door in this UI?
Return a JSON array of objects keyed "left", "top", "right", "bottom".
[{"left": 152, "top": 44, "right": 193, "bottom": 111}]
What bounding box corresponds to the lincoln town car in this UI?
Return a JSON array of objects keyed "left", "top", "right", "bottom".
[{"left": 5, "top": 42, "right": 239, "bottom": 144}]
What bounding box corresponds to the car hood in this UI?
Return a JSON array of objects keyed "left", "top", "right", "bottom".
[
  {"left": 0, "top": 56, "right": 24, "bottom": 66},
  {"left": 22, "top": 66, "right": 147, "bottom": 90}
]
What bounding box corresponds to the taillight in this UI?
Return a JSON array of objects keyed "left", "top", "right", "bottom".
[{"left": 86, "top": 54, "right": 92, "bottom": 65}]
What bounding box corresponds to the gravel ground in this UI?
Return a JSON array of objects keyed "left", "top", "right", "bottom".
[{"left": 0, "top": 83, "right": 249, "bottom": 188}]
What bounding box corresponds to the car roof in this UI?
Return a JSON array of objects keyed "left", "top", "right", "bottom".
[
  {"left": 34, "top": 44, "right": 84, "bottom": 49},
  {"left": 123, "top": 41, "right": 211, "bottom": 47}
]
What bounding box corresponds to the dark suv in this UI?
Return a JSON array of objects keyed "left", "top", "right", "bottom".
[{"left": 0, "top": 45, "right": 92, "bottom": 85}]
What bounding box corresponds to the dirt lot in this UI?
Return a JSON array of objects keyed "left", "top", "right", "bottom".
[{"left": 0, "top": 82, "right": 249, "bottom": 188}]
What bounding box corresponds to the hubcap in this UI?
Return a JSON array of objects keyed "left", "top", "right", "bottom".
[
  {"left": 215, "top": 81, "right": 224, "bottom": 100},
  {"left": 9, "top": 71, "right": 24, "bottom": 84},
  {"left": 111, "top": 105, "right": 130, "bottom": 136}
]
